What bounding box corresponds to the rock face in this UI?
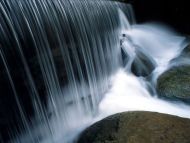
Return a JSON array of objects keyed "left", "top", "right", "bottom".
[
  {"left": 77, "top": 111, "right": 190, "bottom": 143},
  {"left": 157, "top": 65, "right": 190, "bottom": 100}
]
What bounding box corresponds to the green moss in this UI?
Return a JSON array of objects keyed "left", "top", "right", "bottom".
[{"left": 157, "top": 65, "right": 190, "bottom": 99}]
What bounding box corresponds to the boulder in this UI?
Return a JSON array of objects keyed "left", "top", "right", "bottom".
[
  {"left": 157, "top": 65, "right": 190, "bottom": 100},
  {"left": 77, "top": 111, "right": 190, "bottom": 143},
  {"left": 131, "top": 50, "right": 156, "bottom": 77}
]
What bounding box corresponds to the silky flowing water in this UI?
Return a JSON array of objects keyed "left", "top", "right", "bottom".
[{"left": 0, "top": 0, "right": 189, "bottom": 143}]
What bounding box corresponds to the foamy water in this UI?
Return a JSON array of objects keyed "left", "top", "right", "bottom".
[
  {"left": 97, "top": 14, "right": 190, "bottom": 120},
  {"left": 98, "top": 69, "right": 190, "bottom": 119}
]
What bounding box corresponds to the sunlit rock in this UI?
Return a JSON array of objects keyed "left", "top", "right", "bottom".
[{"left": 78, "top": 111, "right": 190, "bottom": 143}]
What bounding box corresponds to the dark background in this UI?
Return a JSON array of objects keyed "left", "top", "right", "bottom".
[{"left": 126, "top": 0, "right": 190, "bottom": 34}]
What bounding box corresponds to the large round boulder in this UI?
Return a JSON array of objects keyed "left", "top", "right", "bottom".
[
  {"left": 157, "top": 65, "right": 190, "bottom": 100},
  {"left": 77, "top": 111, "right": 190, "bottom": 143}
]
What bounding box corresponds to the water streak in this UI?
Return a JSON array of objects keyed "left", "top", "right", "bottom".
[{"left": 0, "top": 0, "right": 131, "bottom": 142}]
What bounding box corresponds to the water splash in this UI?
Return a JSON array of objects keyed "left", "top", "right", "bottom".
[
  {"left": 98, "top": 9, "right": 190, "bottom": 121},
  {"left": 99, "top": 69, "right": 190, "bottom": 119},
  {"left": 124, "top": 24, "right": 188, "bottom": 79}
]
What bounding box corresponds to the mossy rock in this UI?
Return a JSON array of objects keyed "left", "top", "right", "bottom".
[
  {"left": 77, "top": 111, "right": 190, "bottom": 143},
  {"left": 157, "top": 65, "right": 190, "bottom": 99}
]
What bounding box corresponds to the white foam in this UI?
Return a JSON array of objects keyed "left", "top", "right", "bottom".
[{"left": 99, "top": 69, "right": 190, "bottom": 119}]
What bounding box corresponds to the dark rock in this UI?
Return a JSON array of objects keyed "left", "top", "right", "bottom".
[
  {"left": 170, "top": 43, "right": 190, "bottom": 80},
  {"left": 157, "top": 65, "right": 190, "bottom": 99},
  {"left": 121, "top": 46, "right": 130, "bottom": 67},
  {"left": 78, "top": 111, "right": 190, "bottom": 143},
  {"left": 179, "top": 44, "right": 190, "bottom": 58},
  {"left": 171, "top": 44, "right": 190, "bottom": 64},
  {"left": 131, "top": 50, "right": 156, "bottom": 77},
  {"left": 78, "top": 114, "right": 120, "bottom": 143}
]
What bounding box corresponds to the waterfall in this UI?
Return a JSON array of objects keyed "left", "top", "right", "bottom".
[
  {"left": 0, "top": 0, "right": 190, "bottom": 143},
  {"left": 0, "top": 0, "right": 131, "bottom": 142}
]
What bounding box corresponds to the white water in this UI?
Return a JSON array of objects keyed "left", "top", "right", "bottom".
[{"left": 99, "top": 69, "right": 190, "bottom": 119}]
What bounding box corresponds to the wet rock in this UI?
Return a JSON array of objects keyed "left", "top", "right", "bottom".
[
  {"left": 131, "top": 50, "right": 156, "bottom": 77},
  {"left": 77, "top": 111, "right": 190, "bottom": 143},
  {"left": 178, "top": 44, "right": 190, "bottom": 59},
  {"left": 157, "top": 65, "right": 190, "bottom": 100},
  {"left": 171, "top": 43, "right": 190, "bottom": 64},
  {"left": 121, "top": 46, "right": 130, "bottom": 67}
]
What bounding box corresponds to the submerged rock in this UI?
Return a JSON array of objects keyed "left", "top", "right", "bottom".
[
  {"left": 157, "top": 65, "right": 190, "bottom": 100},
  {"left": 77, "top": 111, "right": 190, "bottom": 143},
  {"left": 131, "top": 50, "right": 156, "bottom": 77}
]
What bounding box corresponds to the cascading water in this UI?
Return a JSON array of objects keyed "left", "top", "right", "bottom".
[
  {"left": 0, "top": 0, "right": 190, "bottom": 143},
  {"left": 99, "top": 11, "right": 190, "bottom": 119},
  {"left": 99, "top": 23, "right": 190, "bottom": 115},
  {"left": 0, "top": 0, "right": 130, "bottom": 142}
]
